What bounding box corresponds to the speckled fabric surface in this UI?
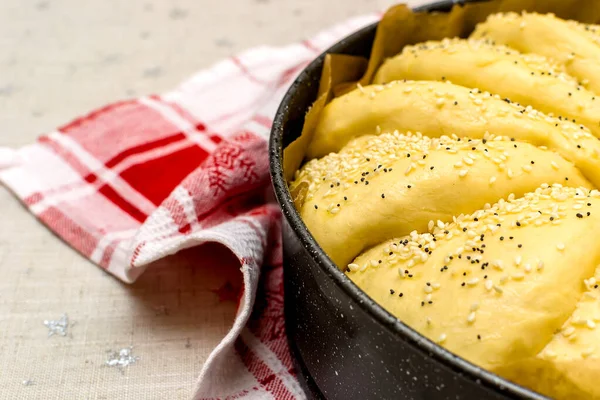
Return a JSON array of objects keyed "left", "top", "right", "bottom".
[{"left": 0, "top": 1, "right": 428, "bottom": 399}]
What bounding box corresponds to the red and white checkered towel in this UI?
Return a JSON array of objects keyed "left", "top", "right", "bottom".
[{"left": 0, "top": 14, "right": 380, "bottom": 400}]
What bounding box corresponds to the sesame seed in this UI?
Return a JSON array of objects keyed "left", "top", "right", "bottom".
[
  {"left": 438, "top": 333, "right": 447, "bottom": 343},
  {"left": 347, "top": 263, "right": 360, "bottom": 271},
  {"left": 557, "top": 243, "right": 565, "bottom": 251},
  {"left": 588, "top": 320, "right": 596, "bottom": 329},
  {"left": 492, "top": 260, "right": 504, "bottom": 270},
  {"left": 563, "top": 326, "right": 576, "bottom": 336},
  {"left": 515, "top": 255, "right": 522, "bottom": 266},
  {"left": 467, "top": 278, "right": 480, "bottom": 286},
  {"left": 459, "top": 169, "right": 469, "bottom": 178},
  {"left": 512, "top": 273, "right": 525, "bottom": 280},
  {"left": 586, "top": 277, "right": 597, "bottom": 288},
  {"left": 467, "top": 312, "right": 476, "bottom": 323}
]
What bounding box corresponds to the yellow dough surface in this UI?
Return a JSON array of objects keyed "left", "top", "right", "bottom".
[
  {"left": 497, "top": 265, "right": 600, "bottom": 399},
  {"left": 347, "top": 186, "right": 600, "bottom": 399},
  {"left": 373, "top": 39, "right": 600, "bottom": 139},
  {"left": 292, "top": 131, "right": 590, "bottom": 267},
  {"left": 472, "top": 12, "right": 600, "bottom": 94},
  {"left": 308, "top": 80, "right": 600, "bottom": 188}
]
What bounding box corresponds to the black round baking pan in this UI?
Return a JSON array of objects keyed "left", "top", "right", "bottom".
[{"left": 269, "top": 1, "right": 548, "bottom": 399}]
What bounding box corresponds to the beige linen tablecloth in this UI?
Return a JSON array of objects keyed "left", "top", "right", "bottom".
[{"left": 0, "top": 0, "right": 417, "bottom": 398}]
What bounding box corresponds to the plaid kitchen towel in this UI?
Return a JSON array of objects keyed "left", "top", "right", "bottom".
[{"left": 0, "top": 13, "right": 380, "bottom": 400}]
